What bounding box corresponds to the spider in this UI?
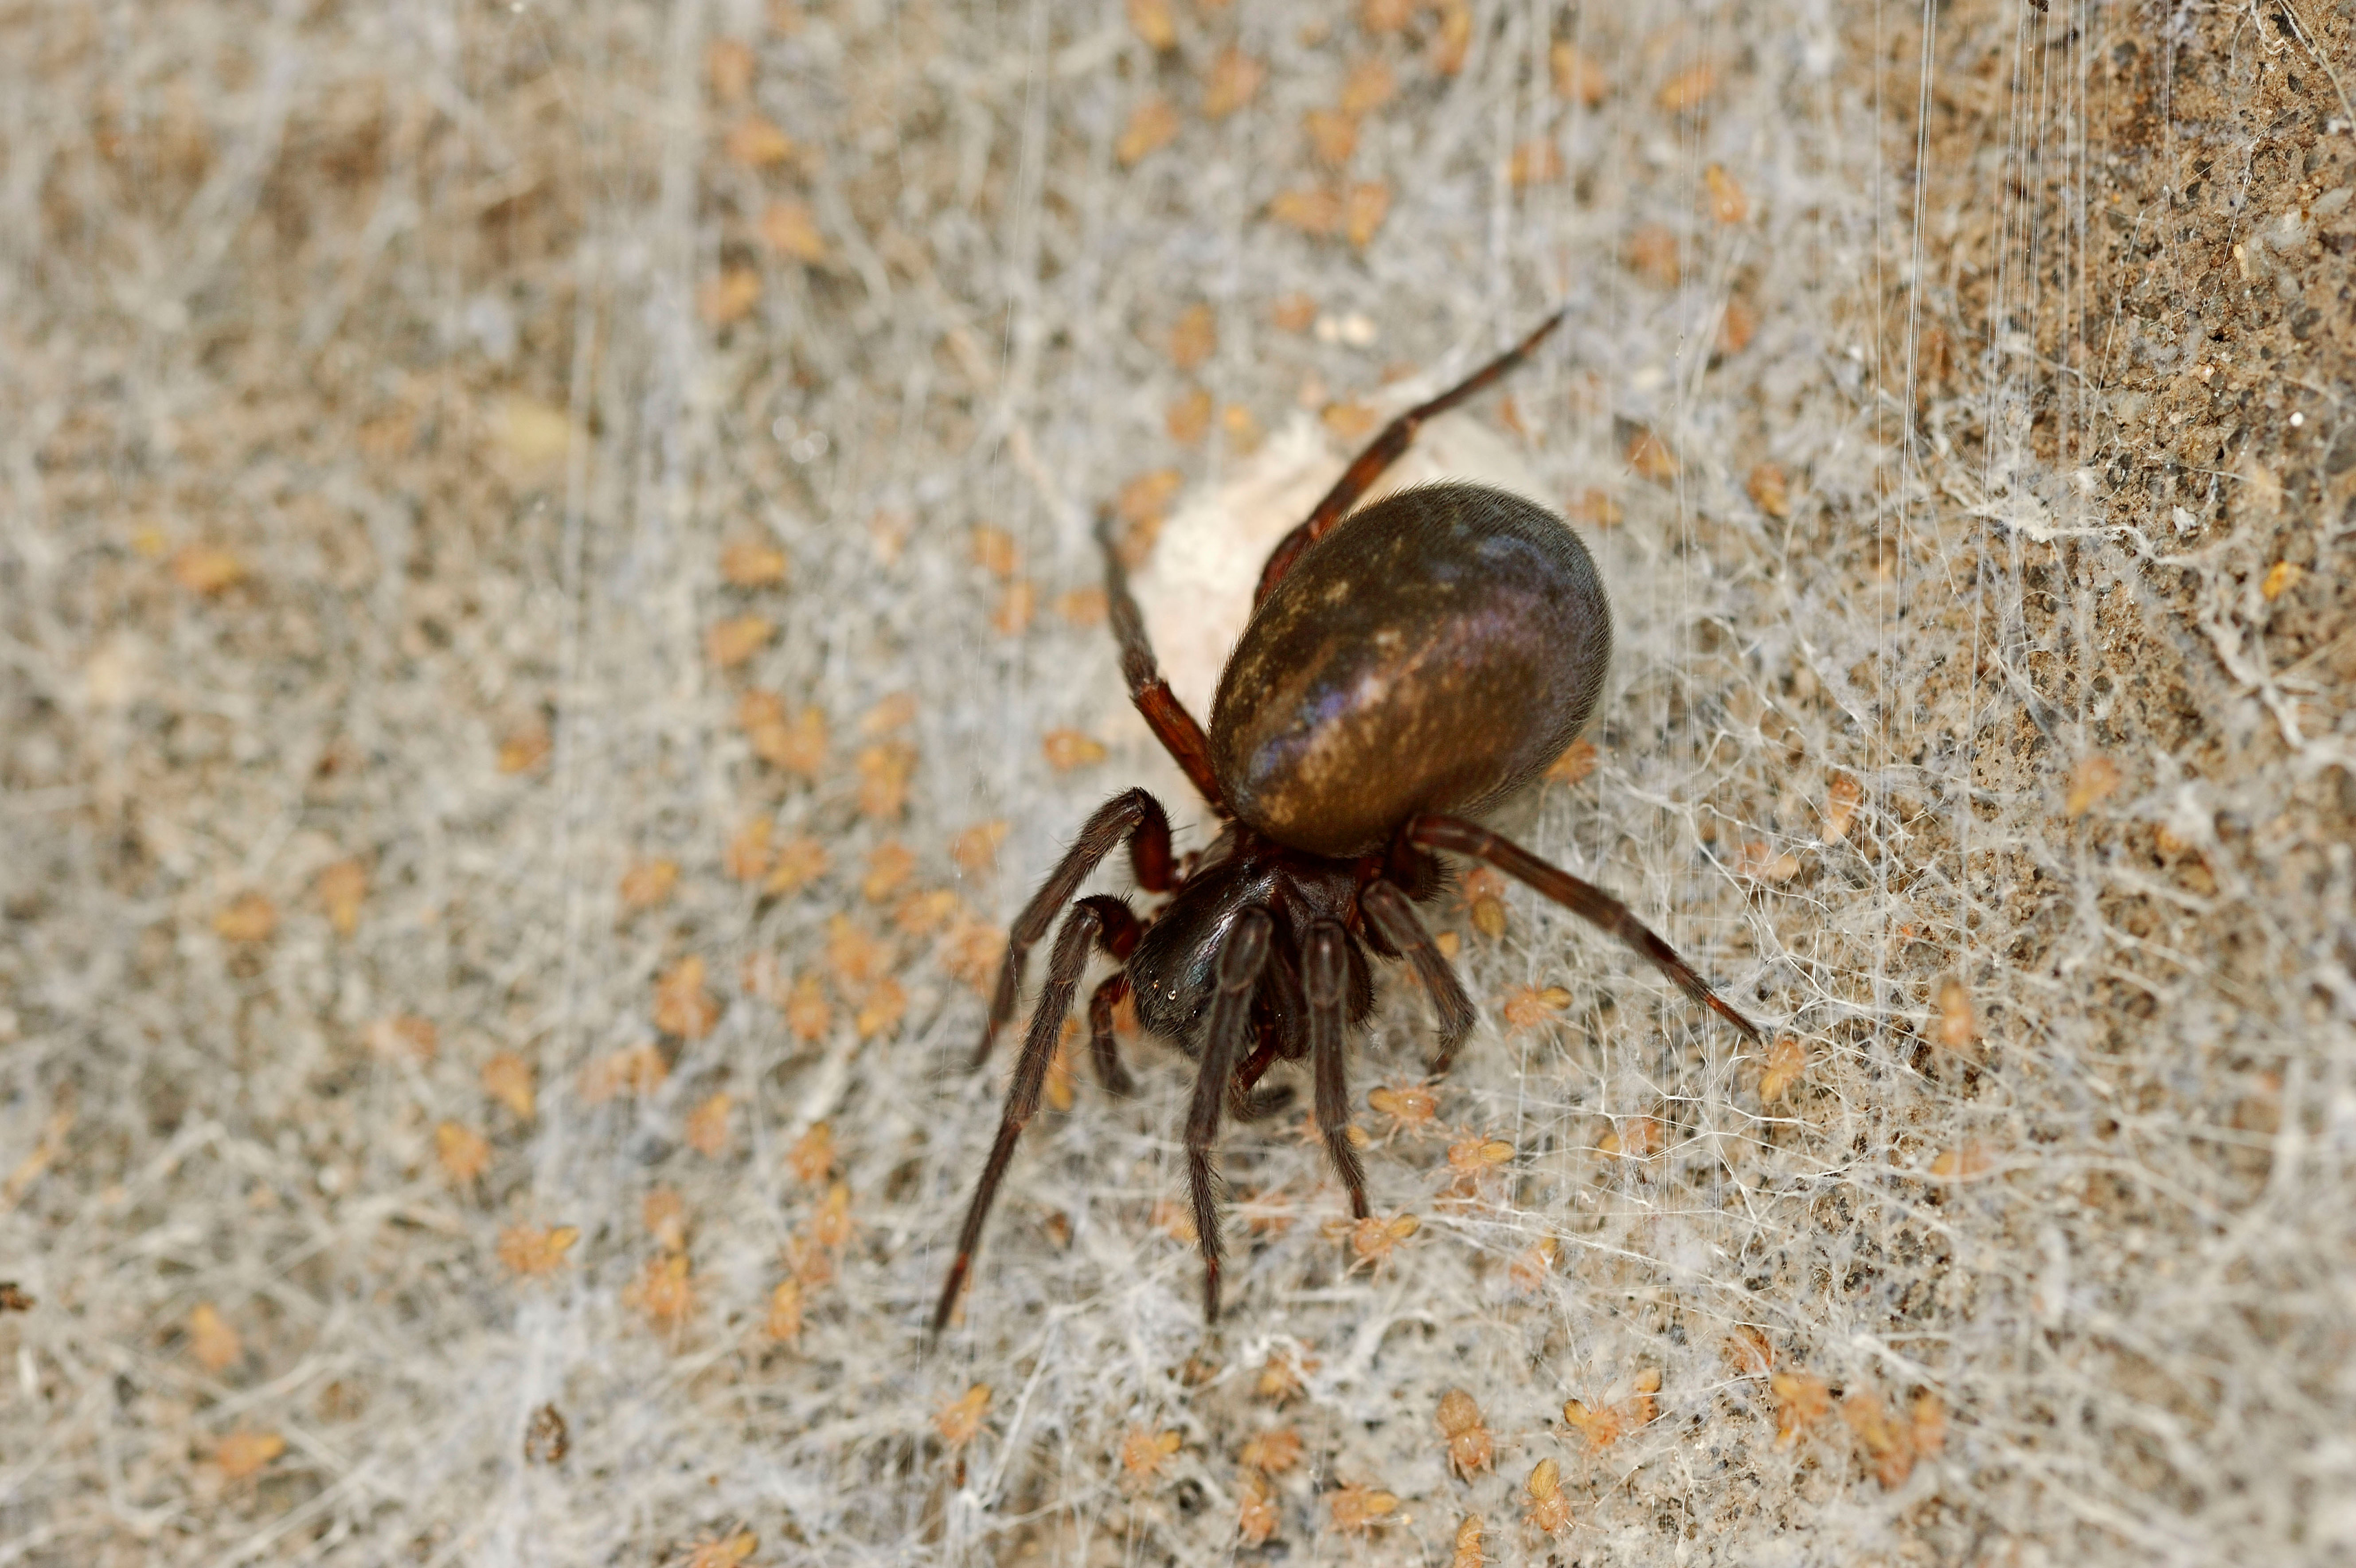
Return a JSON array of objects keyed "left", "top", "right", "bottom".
[{"left": 934, "top": 312, "right": 1762, "bottom": 1332}]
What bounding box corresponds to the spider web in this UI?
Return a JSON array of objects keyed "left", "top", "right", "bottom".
[{"left": 1, "top": 0, "right": 2351, "bottom": 1564}]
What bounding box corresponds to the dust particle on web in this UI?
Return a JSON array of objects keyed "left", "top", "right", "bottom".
[
  {"left": 705, "top": 37, "right": 754, "bottom": 101},
  {"left": 1167, "top": 303, "right": 1217, "bottom": 371},
  {"left": 1626, "top": 425, "right": 1678, "bottom": 480},
  {"left": 992, "top": 580, "right": 1036, "bottom": 635},
  {"left": 366, "top": 1014, "right": 438, "bottom": 1061},
  {"left": 1626, "top": 224, "right": 1680, "bottom": 288},
  {"left": 764, "top": 1279, "right": 803, "bottom": 1346},
  {"left": 1270, "top": 187, "right": 1344, "bottom": 238},
  {"left": 785, "top": 1121, "right": 834, "bottom": 1183},
  {"left": 1166, "top": 385, "right": 1212, "bottom": 443},
  {"left": 1566, "top": 489, "right": 1621, "bottom": 527},
  {"left": 726, "top": 818, "right": 774, "bottom": 882},
  {"left": 1345, "top": 183, "right": 1391, "bottom": 247},
  {"left": 860, "top": 842, "right": 915, "bottom": 902},
  {"left": 1510, "top": 139, "right": 1564, "bottom": 188},
  {"left": 171, "top": 544, "right": 245, "bottom": 595},
  {"left": 1746, "top": 461, "right": 1790, "bottom": 517},
  {"left": 523, "top": 1403, "right": 568, "bottom": 1464},
  {"left": 855, "top": 743, "right": 916, "bottom": 819},
  {"left": 683, "top": 1532, "right": 756, "bottom": 1568},
  {"left": 1719, "top": 295, "right": 1759, "bottom": 355},
  {"left": 1545, "top": 738, "right": 1598, "bottom": 784},
  {"left": 1271, "top": 292, "right": 1319, "bottom": 333},
  {"left": 1041, "top": 729, "right": 1107, "bottom": 770},
  {"left": 1936, "top": 976, "right": 1976, "bottom": 1053},
  {"left": 698, "top": 269, "right": 762, "bottom": 326},
  {"left": 1657, "top": 61, "right": 1719, "bottom": 113}
]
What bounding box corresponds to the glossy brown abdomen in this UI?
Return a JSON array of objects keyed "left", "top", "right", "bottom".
[{"left": 1207, "top": 483, "right": 1609, "bottom": 858}]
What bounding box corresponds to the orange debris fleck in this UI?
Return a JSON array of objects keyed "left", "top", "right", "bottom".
[
  {"left": 1126, "top": 0, "right": 1176, "bottom": 50},
  {"left": 706, "top": 614, "right": 774, "bottom": 668},
  {"left": 1054, "top": 587, "right": 1107, "bottom": 627},
  {"left": 578, "top": 1044, "right": 668, "bottom": 1104},
  {"left": 706, "top": 37, "right": 754, "bottom": 101},
  {"left": 684, "top": 1533, "right": 757, "bottom": 1568},
  {"left": 1508, "top": 1236, "right": 1557, "bottom": 1293},
  {"left": 1930, "top": 1140, "right": 1994, "bottom": 1181},
  {"left": 1271, "top": 292, "right": 1319, "bottom": 333},
  {"left": 1240, "top": 1427, "right": 1303, "bottom": 1474},
  {"left": 497, "top": 1223, "right": 580, "bottom": 1276},
  {"left": 1237, "top": 1473, "right": 1279, "bottom": 1545},
  {"left": 215, "top": 1431, "right": 285, "bottom": 1480},
  {"left": 1546, "top": 739, "right": 1598, "bottom": 784},
  {"left": 786, "top": 1122, "right": 834, "bottom": 1184},
  {"left": 1303, "top": 108, "right": 1358, "bottom": 165},
  {"left": 861, "top": 842, "right": 916, "bottom": 903},
  {"left": 699, "top": 269, "right": 763, "bottom": 327},
  {"left": 1167, "top": 385, "right": 1213, "bottom": 443},
  {"left": 1042, "top": 729, "right": 1107, "bottom": 770},
  {"left": 1330, "top": 1481, "right": 1399, "bottom": 1532},
  {"left": 824, "top": 914, "right": 889, "bottom": 991},
  {"left": 483, "top": 1052, "right": 535, "bottom": 1120},
  {"left": 2067, "top": 754, "right": 2122, "bottom": 817},
  {"left": 970, "top": 525, "right": 1019, "bottom": 578},
  {"left": 992, "top": 579, "right": 1037, "bottom": 636},
  {"left": 1822, "top": 772, "right": 1862, "bottom": 843},
  {"left": 758, "top": 199, "right": 827, "bottom": 262},
  {"left": 2262, "top": 559, "right": 2304, "bottom": 601},
  {"left": 785, "top": 975, "right": 831, "bottom": 1041},
  {"left": 171, "top": 545, "right": 245, "bottom": 595},
  {"left": 1427, "top": 0, "right": 1471, "bottom": 73},
  {"left": 1344, "top": 182, "right": 1391, "bottom": 247},
  {"left": 1937, "top": 977, "right": 1976, "bottom": 1052},
  {"left": 1201, "top": 47, "right": 1264, "bottom": 120},
  {"left": 1719, "top": 296, "right": 1760, "bottom": 356},
  {"left": 1168, "top": 303, "right": 1218, "bottom": 371},
  {"left": 1735, "top": 841, "right": 1801, "bottom": 883},
  {"left": 1771, "top": 1371, "right": 1831, "bottom": 1445},
  {"left": 1340, "top": 56, "right": 1396, "bottom": 113},
  {"left": 1116, "top": 467, "right": 1184, "bottom": 530},
  {"left": 189, "top": 1303, "right": 242, "bottom": 1373},
  {"left": 365, "top": 1014, "right": 439, "bottom": 1061},
  {"left": 725, "top": 817, "right": 775, "bottom": 882},
  {"left": 435, "top": 1121, "right": 492, "bottom": 1182},
  {"left": 1657, "top": 62, "right": 1719, "bottom": 113},
  {"left": 1759, "top": 1036, "right": 1807, "bottom": 1104},
  {"left": 1117, "top": 95, "right": 1182, "bottom": 166},
  {"left": 937, "top": 1383, "right": 992, "bottom": 1446},
  {"left": 213, "top": 891, "right": 278, "bottom": 944},
  {"left": 1627, "top": 223, "right": 1680, "bottom": 288},
  {"left": 685, "top": 1093, "right": 733, "bottom": 1157},
  {"left": 854, "top": 976, "right": 906, "bottom": 1040},
  {"left": 643, "top": 1188, "right": 689, "bottom": 1252},
  {"left": 1152, "top": 1197, "right": 1199, "bottom": 1244},
  {"left": 1626, "top": 425, "right": 1678, "bottom": 480},
  {"left": 655, "top": 956, "right": 721, "bottom": 1041},
  {"left": 855, "top": 742, "right": 916, "bottom": 819},
  {"left": 1362, "top": 0, "right": 1413, "bottom": 32},
  {"left": 724, "top": 115, "right": 793, "bottom": 167},
  {"left": 763, "top": 835, "right": 829, "bottom": 896},
  {"left": 764, "top": 1278, "right": 803, "bottom": 1345},
  {"left": 1747, "top": 460, "right": 1791, "bottom": 518},
  {"left": 1566, "top": 488, "right": 1622, "bottom": 527},
  {"left": 740, "top": 692, "right": 828, "bottom": 776},
  {"left": 316, "top": 859, "right": 367, "bottom": 937},
  {"left": 721, "top": 538, "right": 790, "bottom": 586},
  {"left": 1551, "top": 42, "right": 1609, "bottom": 105},
  {"left": 628, "top": 1252, "right": 696, "bottom": 1332},
  {"left": 1321, "top": 400, "right": 1379, "bottom": 441},
  {"left": 1724, "top": 1326, "right": 1774, "bottom": 1376},
  {"left": 620, "top": 858, "right": 680, "bottom": 911},
  {"left": 1704, "top": 163, "right": 1749, "bottom": 222},
  {"left": 1509, "top": 138, "right": 1564, "bottom": 187},
  {"left": 1271, "top": 187, "right": 1343, "bottom": 237}
]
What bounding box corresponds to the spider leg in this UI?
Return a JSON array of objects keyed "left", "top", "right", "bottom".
[
  {"left": 933, "top": 901, "right": 1104, "bottom": 1336},
  {"left": 1406, "top": 813, "right": 1764, "bottom": 1044},
  {"left": 973, "top": 789, "right": 1173, "bottom": 1069},
  {"left": 1188, "top": 905, "right": 1271, "bottom": 1322},
  {"left": 1083, "top": 975, "right": 1135, "bottom": 1096},
  {"left": 1226, "top": 1030, "right": 1292, "bottom": 1123},
  {"left": 1360, "top": 878, "right": 1479, "bottom": 1074},
  {"left": 1253, "top": 310, "right": 1566, "bottom": 605},
  {"left": 1096, "top": 512, "right": 1224, "bottom": 808},
  {"left": 1303, "top": 919, "right": 1368, "bottom": 1221}
]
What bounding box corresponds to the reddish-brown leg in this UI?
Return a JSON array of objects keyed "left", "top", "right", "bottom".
[
  {"left": 1360, "top": 878, "right": 1478, "bottom": 1074},
  {"left": 1084, "top": 975, "right": 1136, "bottom": 1096},
  {"left": 1254, "top": 310, "right": 1567, "bottom": 605},
  {"left": 1097, "top": 513, "right": 1224, "bottom": 806},
  {"left": 1189, "top": 906, "right": 1271, "bottom": 1322},
  {"left": 934, "top": 901, "right": 1105, "bottom": 1336},
  {"left": 973, "top": 789, "right": 1173, "bottom": 1068},
  {"left": 1303, "top": 919, "right": 1368, "bottom": 1220},
  {"left": 1406, "top": 814, "right": 1764, "bottom": 1044}
]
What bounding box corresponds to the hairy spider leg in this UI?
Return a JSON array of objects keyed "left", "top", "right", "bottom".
[
  {"left": 1096, "top": 512, "right": 1224, "bottom": 807},
  {"left": 1359, "top": 878, "right": 1480, "bottom": 1074},
  {"left": 1407, "top": 814, "right": 1765, "bottom": 1044},
  {"left": 1189, "top": 906, "right": 1272, "bottom": 1322},
  {"left": 1254, "top": 309, "right": 1568, "bottom": 606},
  {"left": 1076, "top": 893, "right": 1144, "bottom": 1096},
  {"left": 1084, "top": 974, "right": 1135, "bottom": 1096},
  {"left": 1224, "top": 942, "right": 1303, "bottom": 1122},
  {"left": 934, "top": 901, "right": 1106, "bottom": 1336},
  {"left": 973, "top": 788, "right": 1174, "bottom": 1068},
  {"left": 1303, "top": 919, "right": 1369, "bottom": 1221}
]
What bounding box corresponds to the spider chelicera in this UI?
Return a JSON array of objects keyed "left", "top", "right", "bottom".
[{"left": 934, "top": 312, "right": 1763, "bottom": 1332}]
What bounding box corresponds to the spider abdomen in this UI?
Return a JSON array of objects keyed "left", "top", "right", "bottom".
[{"left": 1207, "top": 483, "right": 1610, "bottom": 858}]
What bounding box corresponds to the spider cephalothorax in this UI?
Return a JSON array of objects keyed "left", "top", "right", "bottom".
[{"left": 934, "top": 313, "right": 1763, "bottom": 1333}]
